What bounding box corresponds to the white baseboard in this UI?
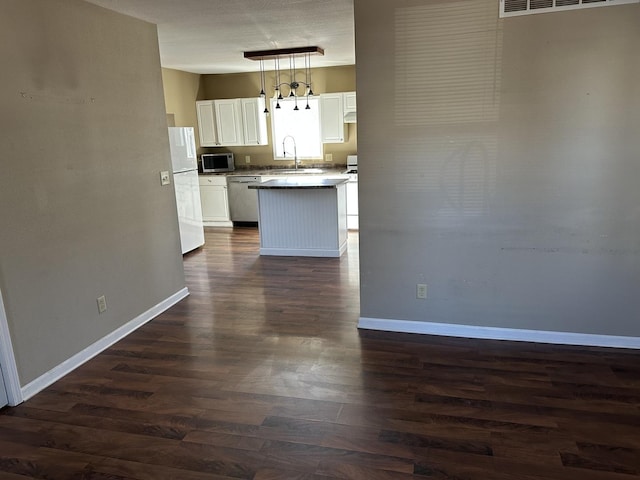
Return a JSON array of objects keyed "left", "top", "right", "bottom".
[
  {"left": 203, "top": 220, "right": 233, "bottom": 227},
  {"left": 260, "top": 240, "right": 347, "bottom": 258},
  {"left": 259, "top": 245, "right": 346, "bottom": 257},
  {"left": 0, "top": 289, "right": 23, "bottom": 406},
  {"left": 358, "top": 317, "right": 640, "bottom": 350},
  {"left": 20, "top": 287, "right": 189, "bottom": 402}
]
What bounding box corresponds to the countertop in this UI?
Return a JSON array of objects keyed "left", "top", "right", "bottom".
[
  {"left": 249, "top": 178, "right": 349, "bottom": 189},
  {"left": 199, "top": 167, "right": 348, "bottom": 177}
]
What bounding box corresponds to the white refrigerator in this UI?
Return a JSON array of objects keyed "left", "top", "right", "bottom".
[{"left": 168, "top": 127, "right": 205, "bottom": 254}]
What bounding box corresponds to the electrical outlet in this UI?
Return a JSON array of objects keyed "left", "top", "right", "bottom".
[
  {"left": 97, "top": 295, "right": 107, "bottom": 314},
  {"left": 160, "top": 171, "right": 170, "bottom": 186},
  {"left": 325, "top": 153, "right": 333, "bottom": 162},
  {"left": 245, "top": 155, "right": 251, "bottom": 164},
  {"left": 416, "top": 284, "right": 427, "bottom": 299}
]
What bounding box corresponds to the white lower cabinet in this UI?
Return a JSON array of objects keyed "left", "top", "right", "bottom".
[
  {"left": 199, "top": 176, "right": 232, "bottom": 226},
  {"left": 346, "top": 179, "right": 358, "bottom": 230}
]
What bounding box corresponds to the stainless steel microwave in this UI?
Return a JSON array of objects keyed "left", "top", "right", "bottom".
[{"left": 201, "top": 153, "right": 234, "bottom": 173}]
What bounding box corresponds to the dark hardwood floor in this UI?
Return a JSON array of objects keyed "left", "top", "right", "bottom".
[{"left": 1, "top": 227, "right": 640, "bottom": 479}]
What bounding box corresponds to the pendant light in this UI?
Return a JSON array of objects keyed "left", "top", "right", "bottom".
[
  {"left": 259, "top": 58, "right": 269, "bottom": 114},
  {"left": 244, "top": 46, "right": 324, "bottom": 113}
]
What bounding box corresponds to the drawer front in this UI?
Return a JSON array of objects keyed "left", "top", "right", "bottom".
[{"left": 198, "top": 175, "right": 227, "bottom": 187}]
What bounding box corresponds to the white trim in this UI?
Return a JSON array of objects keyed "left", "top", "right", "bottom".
[
  {"left": 20, "top": 287, "right": 189, "bottom": 402},
  {"left": 358, "top": 317, "right": 640, "bottom": 350},
  {"left": 203, "top": 220, "right": 233, "bottom": 227},
  {"left": 0, "top": 289, "right": 23, "bottom": 406},
  {"left": 499, "top": 0, "right": 639, "bottom": 18},
  {"left": 259, "top": 243, "right": 347, "bottom": 258}
]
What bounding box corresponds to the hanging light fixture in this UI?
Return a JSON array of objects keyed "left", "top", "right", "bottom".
[
  {"left": 258, "top": 57, "right": 269, "bottom": 113},
  {"left": 244, "top": 46, "right": 324, "bottom": 113}
]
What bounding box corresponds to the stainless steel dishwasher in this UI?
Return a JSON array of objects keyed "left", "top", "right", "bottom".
[{"left": 227, "top": 176, "right": 261, "bottom": 223}]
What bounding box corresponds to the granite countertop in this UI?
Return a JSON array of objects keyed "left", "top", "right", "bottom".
[
  {"left": 199, "top": 167, "right": 347, "bottom": 177},
  {"left": 249, "top": 178, "right": 348, "bottom": 189}
]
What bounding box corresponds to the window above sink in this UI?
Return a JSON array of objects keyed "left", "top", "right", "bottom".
[{"left": 271, "top": 97, "right": 322, "bottom": 160}]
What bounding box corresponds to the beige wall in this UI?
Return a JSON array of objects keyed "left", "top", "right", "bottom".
[
  {"left": 200, "top": 66, "right": 358, "bottom": 167},
  {"left": 161, "top": 68, "right": 206, "bottom": 151},
  {"left": 0, "top": 0, "right": 185, "bottom": 384},
  {"left": 356, "top": 0, "right": 640, "bottom": 337}
]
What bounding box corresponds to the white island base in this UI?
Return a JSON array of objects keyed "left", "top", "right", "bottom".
[{"left": 251, "top": 178, "right": 348, "bottom": 257}]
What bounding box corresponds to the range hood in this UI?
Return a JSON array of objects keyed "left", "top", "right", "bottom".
[{"left": 344, "top": 112, "right": 357, "bottom": 123}]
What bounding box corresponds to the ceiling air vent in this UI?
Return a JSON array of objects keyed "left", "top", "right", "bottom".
[{"left": 500, "top": 0, "right": 638, "bottom": 17}]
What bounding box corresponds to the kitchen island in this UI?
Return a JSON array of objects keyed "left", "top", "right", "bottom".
[{"left": 249, "top": 177, "right": 348, "bottom": 257}]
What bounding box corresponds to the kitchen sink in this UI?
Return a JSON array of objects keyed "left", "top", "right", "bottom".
[{"left": 273, "top": 168, "right": 325, "bottom": 174}]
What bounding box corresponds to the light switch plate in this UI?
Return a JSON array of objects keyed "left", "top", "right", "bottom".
[
  {"left": 160, "top": 171, "right": 170, "bottom": 186},
  {"left": 97, "top": 295, "right": 107, "bottom": 314},
  {"left": 325, "top": 154, "right": 333, "bottom": 162}
]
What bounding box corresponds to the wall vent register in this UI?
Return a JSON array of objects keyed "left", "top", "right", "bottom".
[{"left": 500, "top": 0, "right": 638, "bottom": 17}]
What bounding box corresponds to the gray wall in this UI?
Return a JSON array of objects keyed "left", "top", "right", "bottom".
[
  {"left": 355, "top": 0, "right": 640, "bottom": 336},
  {"left": 0, "top": 0, "right": 185, "bottom": 384}
]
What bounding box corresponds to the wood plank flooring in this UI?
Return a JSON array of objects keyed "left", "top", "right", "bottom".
[{"left": 1, "top": 226, "right": 640, "bottom": 479}]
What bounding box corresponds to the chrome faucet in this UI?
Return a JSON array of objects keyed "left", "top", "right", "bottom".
[{"left": 282, "top": 135, "right": 298, "bottom": 170}]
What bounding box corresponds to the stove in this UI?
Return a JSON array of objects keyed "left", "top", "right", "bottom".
[{"left": 345, "top": 155, "right": 358, "bottom": 176}]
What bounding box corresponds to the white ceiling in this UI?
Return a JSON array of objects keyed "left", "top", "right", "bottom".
[{"left": 85, "top": 0, "right": 355, "bottom": 74}]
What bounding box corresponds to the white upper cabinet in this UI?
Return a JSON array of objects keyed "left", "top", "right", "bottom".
[
  {"left": 197, "top": 98, "right": 268, "bottom": 147},
  {"left": 195, "top": 100, "right": 219, "bottom": 147},
  {"left": 319, "top": 93, "right": 347, "bottom": 143},
  {"left": 343, "top": 92, "right": 357, "bottom": 123},
  {"left": 214, "top": 99, "right": 244, "bottom": 146},
  {"left": 241, "top": 97, "right": 268, "bottom": 146}
]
